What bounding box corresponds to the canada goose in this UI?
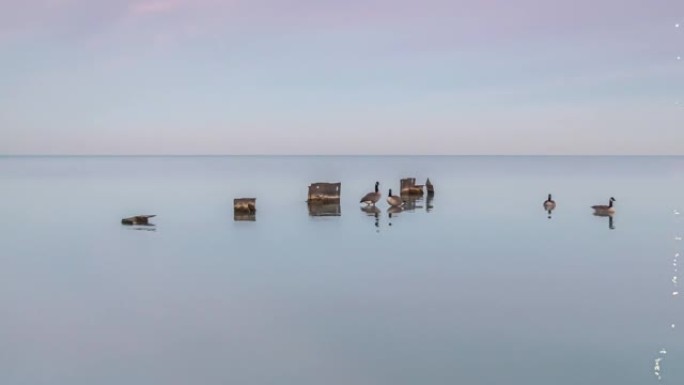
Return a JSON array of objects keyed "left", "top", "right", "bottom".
[
  {"left": 592, "top": 197, "right": 616, "bottom": 214},
  {"left": 121, "top": 215, "right": 156, "bottom": 226},
  {"left": 543, "top": 194, "right": 556, "bottom": 216},
  {"left": 387, "top": 189, "right": 403, "bottom": 207},
  {"left": 360, "top": 181, "right": 381, "bottom": 205}
]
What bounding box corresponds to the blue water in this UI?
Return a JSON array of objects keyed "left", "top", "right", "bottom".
[{"left": 0, "top": 156, "right": 682, "bottom": 385}]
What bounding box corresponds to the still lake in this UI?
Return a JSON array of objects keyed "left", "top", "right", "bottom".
[{"left": 0, "top": 156, "right": 682, "bottom": 385}]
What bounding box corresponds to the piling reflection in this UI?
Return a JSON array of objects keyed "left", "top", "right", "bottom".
[
  {"left": 400, "top": 194, "right": 424, "bottom": 211},
  {"left": 234, "top": 213, "right": 256, "bottom": 221},
  {"left": 308, "top": 202, "right": 341, "bottom": 217},
  {"left": 426, "top": 195, "right": 434, "bottom": 213}
]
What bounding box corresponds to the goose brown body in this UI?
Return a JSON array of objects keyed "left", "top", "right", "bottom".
[
  {"left": 386, "top": 189, "right": 403, "bottom": 207},
  {"left": 592, "top": 197, "right": 616, "bottom": 214},
  {"left": 543, "top": 194, "right": 556, "bottom": 212},
  {"left": 360, "top": 182, "right": 381, "bottom": 205}
]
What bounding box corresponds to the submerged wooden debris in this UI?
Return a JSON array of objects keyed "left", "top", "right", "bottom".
[{"left": 307, "top": 182, "right": 341, "bottom": 203}]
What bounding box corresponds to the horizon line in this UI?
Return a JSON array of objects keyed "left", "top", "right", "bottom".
[{"left": 1, "top": 154, "right": 683, "bottom": 157}]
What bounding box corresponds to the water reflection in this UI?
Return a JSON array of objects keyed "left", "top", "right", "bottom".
[
  {"left": 307, "top": 202, "right": 341, "bottom": 217},
  {"left": 360, "top": 206, "right": 380, "bottom": 229},
  {"left": 593, "top": 212, "right": 615, "bottom": 230},
  {"left": 387, "top": 206, "right": 404, "bottom": 227},
  {"left": 123, "top": 225, "right": 157, "bottom": 232},
  {"left": 234, "top": 213, "right": 256, "bottom": 221},
  {"left": 426, "top": 195, "right": 434, "bottom": 213},
  {"left": 400, "top": 194, "right": 424, "bottom": 211}
]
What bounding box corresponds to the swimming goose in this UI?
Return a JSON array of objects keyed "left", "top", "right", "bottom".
[
  {"left": 592, "top": 197, "right": 616, "bottom": 214},
  {"left": 360, "top": 181, "right": 381, "bottom": 206},
  {"left": 121, "top": 215, "right": 156, "bottom": 225},
  {"left": 543, "top": 194, "right": 556, "bottom": 214},
  {"left": 386, "top": 189, "right": 403, "bottom": 207}
]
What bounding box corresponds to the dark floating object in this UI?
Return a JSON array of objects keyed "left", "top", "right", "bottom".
[
  {"left": 234, "top": 198, "right": 256, "bottom": 214},
  {"left": 307, "top": 182, "right": 341, "bottom": 203},
  {"left": 121, "top": 215, "right": 156, "bottom": 226},
  {"left": 426, "top": 178, "right": 434, "bottom": 196},
  {"left": 544, "top": 193, "right": 556, "bottom": 218},
  {"left": 400, "top": 178, "right": 424, "bottom": 196},
  {"left": 308, "top": 201, "right": 341, "bottom": 217},
  {"left": 234, "top": 198, "right": 256, "bottom": 221}
]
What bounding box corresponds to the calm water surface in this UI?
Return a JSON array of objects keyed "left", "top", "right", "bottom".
[{"left": 0, "top": 156, "right": 683, "bottom": 385}]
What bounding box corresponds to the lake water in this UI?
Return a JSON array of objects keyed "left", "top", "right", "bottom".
[{"left": 0, "top": 156, "right": 683, "bottom": 385}]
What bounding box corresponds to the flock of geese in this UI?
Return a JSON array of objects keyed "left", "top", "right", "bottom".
[
  {"left": 359, "top": 181, "right": 406, "bottom": 207},
  {"left": 121, "top": 183, "right": 618, "bottom": 227},
  {"left": 360, "top": 182, "right": 617, "bottom": 214}
]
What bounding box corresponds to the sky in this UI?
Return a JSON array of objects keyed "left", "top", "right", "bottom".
[{"left": 0, "top": 0, "right": 682, "bottom": 155}]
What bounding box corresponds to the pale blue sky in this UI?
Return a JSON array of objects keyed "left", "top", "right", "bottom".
[{"left": 0, "top": 0, "right": 682, "bottom": 155}]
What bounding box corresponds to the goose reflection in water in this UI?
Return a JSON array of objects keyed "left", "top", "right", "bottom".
[
  {"left": 426, "top": 195, "right": 434, "bottom": 213},
  {"left": 360, "top": 206, "right": 380, "bottom": 229},
  {"left": 387, "top": 206, "right": 404, "bottom": 226},
  {"left": 593, "top": 212, "right": 615, "bottom": 230}
]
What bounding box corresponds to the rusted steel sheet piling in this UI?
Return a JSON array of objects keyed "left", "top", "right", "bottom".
[
  {"left": 234, "top": 198, "right": 256, "bottom": 221},
  {"left": 425, "top": 178, "right": 434, "bottom": 196},
  {"left": 307, "top": 182, "right": 341, "bottom": 203},
  {"left": 400, "top": 178, "right": 424, "bottom": 196}
]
